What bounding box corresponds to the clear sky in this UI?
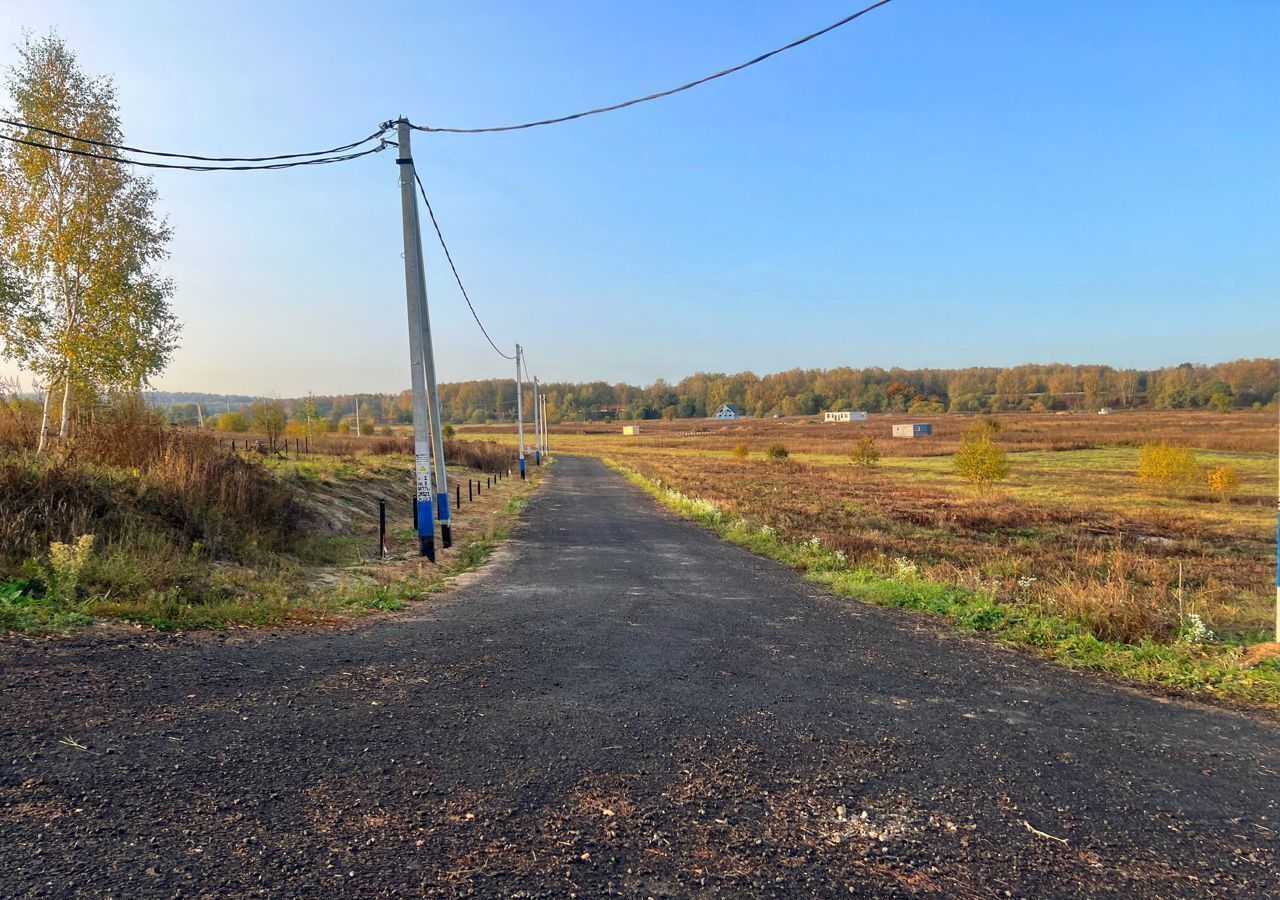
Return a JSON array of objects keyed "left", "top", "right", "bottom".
[{"left": 0, "top": 1, "right": 1276, "bottom": 394}]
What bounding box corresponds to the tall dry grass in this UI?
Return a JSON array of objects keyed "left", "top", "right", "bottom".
[{"left": 0, "top": 399, "right": 297, "bottom": 563}]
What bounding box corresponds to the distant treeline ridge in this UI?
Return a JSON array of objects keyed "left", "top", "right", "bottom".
[{"left": 154, "top": 358, "right": 1278, "bottom": 428}]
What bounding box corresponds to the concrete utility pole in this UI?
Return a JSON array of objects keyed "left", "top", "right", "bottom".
[
  {"left": 355, "top": 396, "right": 361, "bottom": 437},
  {"left": 516, "top": 344, "right": 526, "bottom": 479},
  {"left": 541, "top": 394, "right": 550, "bottom": 455},
  {"left": 395, "top": 119, "right": 437, "bottom": 560},
  {"left": 533, "top": 377, "right": 541, "bottom": 465}
]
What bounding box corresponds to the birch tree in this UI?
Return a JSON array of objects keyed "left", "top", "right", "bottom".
[{"left": 0, "top": 33, "right": 178, "bottom": 450}]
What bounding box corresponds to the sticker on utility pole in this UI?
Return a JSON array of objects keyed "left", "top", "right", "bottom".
[{"left": 415, "top": 452, "right": 432, "bottom": 501}]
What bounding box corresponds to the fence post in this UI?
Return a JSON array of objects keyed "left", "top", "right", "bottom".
[
  {"left": 456, "top": 483, "right": 461, "bottom": 510},
  {"left": 468, "top": 479, "right": 473, "bottom": 502},
  {"left": 379, "top": 498, "right": 386, "bottom": 559}
]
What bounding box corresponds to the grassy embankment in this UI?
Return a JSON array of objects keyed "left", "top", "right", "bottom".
[
  {"left": 0, "top": 411, "right": 535, "bottom": 632},
  {"left": 465, "top": 410, "right": 1279, "bottom": 706}
]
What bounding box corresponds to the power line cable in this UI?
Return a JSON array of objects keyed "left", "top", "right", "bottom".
[
  {"left": 0, "top": 118, "right": 388, "bottom": 162},
  {"left": 413, "top": 170, "right": 516, "bottom": 361},
  {"left": 412, "top": 0, "right": 896, "bottom": 134},
  {"left": 0, "top": 131, "right": 389, "bottom": 171}
]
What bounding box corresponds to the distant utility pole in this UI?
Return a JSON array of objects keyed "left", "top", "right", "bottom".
[
  {"left": 196, "top": 403, "right": 203, "bottom": 428},
  {"left": 533, "top": 376, "right": 541, "bottom": 465},
  {"left": 395, "top": 118, "right": 437, "bottom": 560},
  {"left": 515, "top": 344, "right": 526, "bottom": 479},
  {"left": 355, "top": 396, "right": 361, "bottom": 437}
]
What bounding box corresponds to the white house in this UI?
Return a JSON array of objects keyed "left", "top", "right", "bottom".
[
  {"left": 713, "top": 404, "right": 742, "bottom": 420},
  {"left": 824, "top": 410, "right": 869, "bottom": 423}
]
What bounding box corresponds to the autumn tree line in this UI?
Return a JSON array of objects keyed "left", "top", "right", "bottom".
[{"left": 156, "top": 358, "right": 1277, "bottom": 431}]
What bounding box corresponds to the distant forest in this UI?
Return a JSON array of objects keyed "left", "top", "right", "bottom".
[{"left": 153, "top": 358, "right": 1278, "bottom": 429}]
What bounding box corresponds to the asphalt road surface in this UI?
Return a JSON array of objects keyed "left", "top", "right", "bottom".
[{"left": 2, "top": 455, "right": 1278, "bottom": 898}]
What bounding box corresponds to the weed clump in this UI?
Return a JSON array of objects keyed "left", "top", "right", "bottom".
[
  {"left": 731, "top": 443, "right": 750, "bottom": 459},
  {"left": 764, "top": 442, "right": 789, "bottom": 460}
]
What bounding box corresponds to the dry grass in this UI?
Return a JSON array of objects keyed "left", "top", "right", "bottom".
[
  {"left": 200, "top": 430, "right": 515, "bottom": 473},
  {"left": 466, "top": 408, "right": 1276, "bottom": 456},
  {"left": 0, "top": 399, "right": 536, "bottom": 633}
]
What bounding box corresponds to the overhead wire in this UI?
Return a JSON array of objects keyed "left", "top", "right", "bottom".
[
  {"left": 0, "top": 130, "right": 390, "bottom": 171},
  {"left": 411, "top": 0, "right": 896, "bottom": 134},
  {"left": 413, "top": 170, "right": 516, "bottom": 361},
  {"left": 0, "top": 118, "right": 389, "bottom": 162}
]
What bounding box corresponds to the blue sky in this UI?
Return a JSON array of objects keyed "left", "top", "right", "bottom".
[{"left": 1, "top": 1, "right": 1276, "bottom": 394}]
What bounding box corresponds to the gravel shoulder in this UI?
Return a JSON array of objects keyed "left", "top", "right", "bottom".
[{"left": 2, "top": 454, "right": 1278, "bottom": 898}]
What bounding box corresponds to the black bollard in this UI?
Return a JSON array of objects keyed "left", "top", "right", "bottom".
[{"left": 378, "top": 499, "right": 386, "bottom": 559}]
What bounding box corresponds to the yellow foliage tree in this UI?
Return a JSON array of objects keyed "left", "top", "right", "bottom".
[
  {"left": 1137, "top": 443, "right": 1198, "bottom": 491},
  {"left": 954, "top": 427, "right": 1009, "bottom": 491},
  {"left": 1206, "top": 465, "right": 1239, "bottom": 501}
]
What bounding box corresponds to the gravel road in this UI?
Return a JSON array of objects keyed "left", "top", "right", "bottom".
[{"left": 2, "top": 455, "right": 1277, "bottom": 898}]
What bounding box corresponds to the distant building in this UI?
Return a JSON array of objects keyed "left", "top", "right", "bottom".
[
  {"left": 892, "top": 423, "right": 933, "bottom": 438},
  {"left": 1098, "top": 407, "right": 1113, "bottom": 415},
  {"left": 824, "top": 410, "right": 868, "bottom": 423},
  {"left": 622, "top": 425, "right": 641, "bottom": 435},
  {"left": 713, "top": 404, "right": 742, "bottom": 420}
]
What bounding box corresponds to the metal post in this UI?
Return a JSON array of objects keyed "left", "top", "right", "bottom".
[
  {"left": 469, "top": 479, "right": 473, "bottom": 502},
  {"left": 456, "top": 483, "right": 461, "bottom": 510},
  {"left": 379, "top": 498, "right": 386, "bottom": 559},
  {"left": 515, "top": 344, "right": 526, "bottom": 479},
  {"left": 395, "top": 119, "right": 436, "bottom": 561}
]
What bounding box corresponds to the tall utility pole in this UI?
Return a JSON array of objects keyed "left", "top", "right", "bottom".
[
  {"left": 515, "top": 344, "right": 526, "bottom": 479},
  {"left": 395, "top": 119, "right": 437, "bottom": 560},
  {"left": 541, "top": 394, "right": 549, "bottom": 455},
  {"left": 533, "top": 376, "right": 541, "bottom": 465},
  {"left": 411, "top": 190, "right": 452, "bottom": 550},
  {"left": 354, "top": 396, "right": 361, "bottom": 437}
]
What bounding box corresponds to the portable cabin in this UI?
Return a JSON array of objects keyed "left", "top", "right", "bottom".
[
  {"left": 622, "top": 425, "right": 641, "bottom": 435},
  {"left": 824, "top": 410, "right": 869, "bottom": 423},
  {"left": 892, "top": 422, "right": 933, "bottom": 438}
]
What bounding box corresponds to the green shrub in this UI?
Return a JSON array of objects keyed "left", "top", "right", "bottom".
[
  {"left": 764, "top": 442, "right": 789, "bottom": 460},
  {"left": 849, "top": 436, "right": 880, "bottom": 467},
  {"left": 731, "top": 443, "right": 750, "bottom": 459}
]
